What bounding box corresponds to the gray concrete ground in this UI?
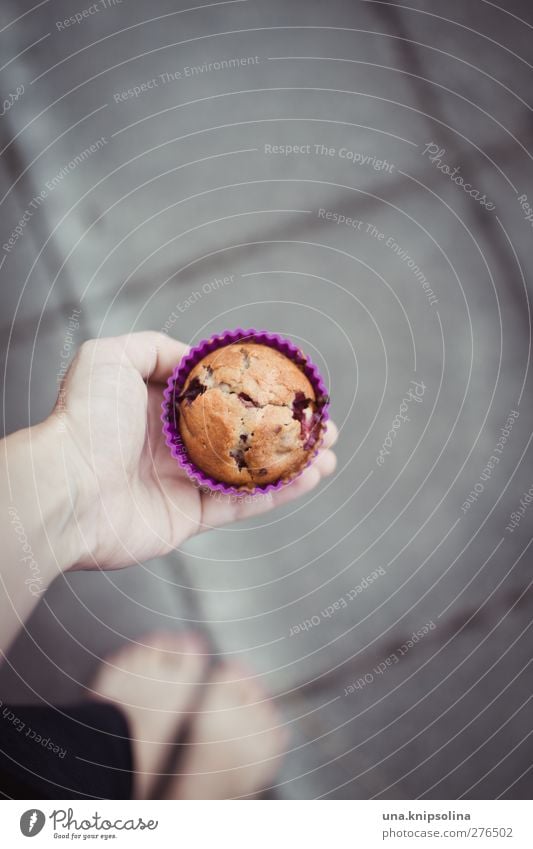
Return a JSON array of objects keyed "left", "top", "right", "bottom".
[{"left": 1, "top": 0, "right": 532, "bottom": 798}]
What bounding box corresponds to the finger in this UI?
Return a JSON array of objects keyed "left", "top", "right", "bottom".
[
  {"left": 96, "top": 332, "right": 189, "bottom": 383},
  {"left": 322, "top": 420, "right": 338, "bottom": 450},
  {"left": 123, "top": 331, "right": 190, "bottom": 382},
  {"left": 313, "top": 446, "right": 338, "bottom": 476},
  {"left": 199, "top": 447, "right": 337, "bottom": 530},
  {"left": 268, "top": 449, "right": 337, "bottom": 509}
]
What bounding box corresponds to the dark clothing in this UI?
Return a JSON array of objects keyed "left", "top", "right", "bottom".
[{"left": 0, "top": 701, "right": 133, "bottom": 799}]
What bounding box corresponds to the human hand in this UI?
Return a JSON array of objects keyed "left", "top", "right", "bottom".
[{"left": 49, "top": 332, "right": 337, "bottom": 570}]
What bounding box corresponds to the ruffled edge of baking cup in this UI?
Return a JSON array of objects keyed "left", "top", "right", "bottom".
[{"left": 161, "top": 328, "right": 330, "bottom": 496}]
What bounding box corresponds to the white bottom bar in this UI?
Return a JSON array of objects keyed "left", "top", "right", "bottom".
[{"left": 2, "top": 799, "right": 531, "bottom": 848}]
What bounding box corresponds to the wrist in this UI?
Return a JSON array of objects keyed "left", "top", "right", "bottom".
[{"left": 3, "top": 418, "right": 85, "bottom": 578}]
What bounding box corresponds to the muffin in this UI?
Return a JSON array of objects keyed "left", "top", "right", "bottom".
[{"left": 174, "top": 342, "right": 325, "bottom": 488}]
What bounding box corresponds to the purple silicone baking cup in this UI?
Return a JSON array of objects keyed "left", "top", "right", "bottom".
[{"left": 161, "top": 328, "right": 330, "bottom": 496}]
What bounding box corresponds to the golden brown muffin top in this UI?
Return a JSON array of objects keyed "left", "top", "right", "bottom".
[{"left": 176, "top": 343, "right": 321, "bottom": 487}]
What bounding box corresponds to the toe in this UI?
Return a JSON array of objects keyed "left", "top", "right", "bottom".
[{"left": 151, "top": 631, "right": 208, "bottom": 664}]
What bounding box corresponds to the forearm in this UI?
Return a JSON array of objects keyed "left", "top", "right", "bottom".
[{"left": 0, "top": 419, "right": 81, "bottom": 656}]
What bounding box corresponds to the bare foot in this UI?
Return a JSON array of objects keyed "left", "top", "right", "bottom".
[
  {"left": 174, "top": 664, "right": 288, "bottom": 799},
  {"left": 88, "top": 631, "right": 208, "bottom": 799}
]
